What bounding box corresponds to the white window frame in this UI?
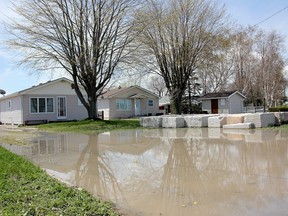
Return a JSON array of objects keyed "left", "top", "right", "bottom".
[
  {"left": 57, "top": 96, "right": 67, "bottom": 119},
  {"left": 148, "top": 99, "right": 154, "bottom": 107},
  {"left": 29, "top": 97, "right": 54, "bottom": 114},
  {"left": 116, "top": 99, "right": 131, "bottom": 111}
]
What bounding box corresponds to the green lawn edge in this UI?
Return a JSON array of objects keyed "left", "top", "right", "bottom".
[
  {"left": 35, "top": 119, "right": 141, "bottom": 134},
  {"left": 0, "top": 146, "right": 120, "bottom": 216}
]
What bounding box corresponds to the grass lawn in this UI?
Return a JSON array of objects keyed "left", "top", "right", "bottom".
[
  {"left": 0, "top": 146, "right": 120, "bottom": 216},
  {"left": 36, "top": 119, "right": 141, "bottom": 134}
]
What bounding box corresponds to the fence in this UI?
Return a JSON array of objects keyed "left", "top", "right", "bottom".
[{"left": 243, "top": 106, "right": 264, "bottom": 113}]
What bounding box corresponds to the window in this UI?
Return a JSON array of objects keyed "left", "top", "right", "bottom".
[
  {"left": 47, "top": 98, "right": 54, "bottom": 112},
  {"left": 39, "top": 98, "right": 46, "bottom": 113},
  {"left": 30, "top": 97, "right": 54, "bottom": 113},
  {"left": 8, "top": 100, "right": 12, "bottom": 109},
  {"left": 116, "top": 99, "right": 131, "bottom": 111},
  {"left": 148, "top": 99, "right": 154, "bottom": 107}
]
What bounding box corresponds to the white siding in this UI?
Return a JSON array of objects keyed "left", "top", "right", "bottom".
[
  {"left": 0, "top": 96, "right": 23, "bottom": 125},
  {"left": 218, "top": 99, "right": 229, "bottom": 114},
  {"left": 98, "top": 99, "right": 110, "bottom": 119},
  {"left": 105, "top": 87, "right": 159, "bottom": 119},
  {"left": 229, "top": 94, "right": 244, "bottom": 114},
  {"left": 26, "top": 80, "right": 85, "bottom": 95},
  {"left": 202, "top": 100, "right": 211, "bottom": 113},
  {"left": 22, "top": 95, "right": 88, "bottom": 122}
]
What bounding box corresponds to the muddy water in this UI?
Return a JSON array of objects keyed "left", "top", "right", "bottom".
[{"left": 2, "top": 128, "right": 288, "bottom": 215}]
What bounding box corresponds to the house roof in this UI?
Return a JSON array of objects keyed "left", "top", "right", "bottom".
[
  {"left": 0, "top": 77, "right": 74, "bottom": 101},
  {"left": 200, "top": 91, "right": 246, "bottom": 100},
  {"left": 100, "top": 85, "right": 158, "bottom": 99}
]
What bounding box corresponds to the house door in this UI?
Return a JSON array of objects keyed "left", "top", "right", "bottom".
[
  {"left": 57, "top": 96, "right": 67, "bottom": 119},
  {"left": 211, "top": 99, "right": 218, "bottom": 114},
  {"left": 135, "top": 99, "right": 141, "bottom": 116}
]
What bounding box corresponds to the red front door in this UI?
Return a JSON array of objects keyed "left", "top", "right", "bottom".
[{"left": 211, "top": 99, "right": 218, "bottom": 114}]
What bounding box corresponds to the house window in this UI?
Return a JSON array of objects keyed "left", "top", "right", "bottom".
[
  {"left": 47, "top": 98, "right": 54, "bottom": 112},
  {"left": 148, "top": 99, "right": 154, "bottom": 107},
  {"left": 116, "top": 99, "right": 131, "bottom": 111},
  {"left": 8, "top": 100, "right": 12, "bottom": 109},
  {"left": 30, "top": 97, "right": 54, "bottom": 113}
]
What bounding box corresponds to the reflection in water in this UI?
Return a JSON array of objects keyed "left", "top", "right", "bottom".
[{"left": 2, "top": 128, "right": 288, "bottom": 216}]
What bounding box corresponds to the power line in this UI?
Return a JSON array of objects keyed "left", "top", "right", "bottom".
[{"left": 253, "top": 6, "right": 288, "bottom": 27}]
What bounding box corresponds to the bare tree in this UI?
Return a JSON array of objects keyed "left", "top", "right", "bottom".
[
  {"left": 6, "top": 0, "right": 137, "bottom": 119},
  {"left": 254, "top": 30, "right": 286, "bottom": 108},
  {"left": 198, "top": 32, "right": 235, "bottom": 94},
  {"left": 231, "top": 28, "right": 258, "bottom": 96},
  {"left": 146, "top": 75, "right": 167, "bottom": 97},
  {"left": 135, "top": 0, "right": 227, "bottom": 114},
  {"left": 230, "top": 27, "right": 286, "bottom": 108}
]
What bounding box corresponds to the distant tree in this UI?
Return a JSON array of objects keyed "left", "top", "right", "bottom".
[
  {"left": 230, "top": 27, "right": 286, "bottom": 108},
  {"left": 135, "top": 0, "right": 227, "bottom": 114},
  {"left": 146, "top": 75, "right": 167, "bottom": 97},
  {"left": 254, "top": 30, "right": 286, "bottom": 109},
  {"left": 197, "top": 32, "right": 235, "bottom": 94},
  {"left": 6, "top": 0, "right": 137, "bottom": 119},
  {"left": 229, "top": 27, "right": 258, "bottom": 99}
]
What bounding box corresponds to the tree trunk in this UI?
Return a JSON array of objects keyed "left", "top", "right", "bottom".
[
  {"left": 87, "top": 97, "right": 99, "bottom": 120},
  {"left": 170, "top": 91, "right": 183, "bottom": 114}
]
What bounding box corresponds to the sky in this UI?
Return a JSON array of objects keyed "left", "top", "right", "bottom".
[{"left": 0, "top": 0, "right": 288, "bottom": 95}]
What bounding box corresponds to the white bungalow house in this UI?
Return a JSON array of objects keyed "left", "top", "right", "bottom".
[
  {"left": 0, "top": 78, "right": 160, "bottom": 124},
  {"left": 200, "top": 91, "right": 246, "bottom": 114},
  {"left": 0, "top": 77, "right": 88, "bottom": 125},
  {"left": 98, "top": 86, "right": 160, "bottom": 119}
]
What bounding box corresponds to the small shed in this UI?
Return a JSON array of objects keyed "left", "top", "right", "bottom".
[{"left": 200, "top": 91, "right": 246, "bottom": 114}]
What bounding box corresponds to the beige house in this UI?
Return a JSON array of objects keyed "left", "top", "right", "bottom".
[
  {"left": 200, "top": 91, "right": 246, "bottom": 114},
  {"left": 0, "top": 77, "right": 88, "bottom": 125},
  {"left": 98, "top": 86, "right": 160, "bottom": 119}
]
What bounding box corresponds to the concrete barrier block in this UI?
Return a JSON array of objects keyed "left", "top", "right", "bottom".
[
  {"left": 140, "top": 116, "right": 162, "bottom": 128},
  {"left": 274, "top": 112, "right": 288, "bottom": 125},
  {"left": 226, "top": 114, "right": 245, "bottom": 124},
  {"left": 162, "top": 116, "right": 185, "bottom": 128},
  {"left": 184, "top": 115, "right": 214, "bottom": 128},
  {"left": 208, "top": 115, "right": 227, "bottom": 128},
  {"left": 223, "top": 123, "right": 255, "bottom": 129},
  {"left": 244, "top": 113, "right": 275, "bottom": 128}
]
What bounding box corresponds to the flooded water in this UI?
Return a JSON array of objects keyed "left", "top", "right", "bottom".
[{"left": 2, "top": 128, "right": 288, "bottom": 215}]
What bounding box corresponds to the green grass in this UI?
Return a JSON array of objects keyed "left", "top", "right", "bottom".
[
  {"left": 36, "top": 119, "right": 141, "bottom": 134},
  {"left": 0, "top": 146, "right": 120, "bottom": 216}
]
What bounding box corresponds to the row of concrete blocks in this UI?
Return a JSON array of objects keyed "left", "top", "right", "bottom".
[{"left": 140, "top": 112, "right": 288, "bottom": 129}]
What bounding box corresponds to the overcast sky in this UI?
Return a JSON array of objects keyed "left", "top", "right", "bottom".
[{"left": 1, "top": 0, "right": 288, "bottom": 94}]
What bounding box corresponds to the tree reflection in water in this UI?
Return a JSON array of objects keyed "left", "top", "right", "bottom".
[
  {"left": 5, "top": 128, "right": 288, "bottom": 216},
  {"left": 73, "top": 134, "right": 125, "bottom": 203}
]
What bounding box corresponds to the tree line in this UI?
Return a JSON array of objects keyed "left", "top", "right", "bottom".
[{"left": 5, "top": 0, "right": 287, "bottom": 118}]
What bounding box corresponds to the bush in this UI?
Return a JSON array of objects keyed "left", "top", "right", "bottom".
[{"left": 268, "top": 106, "right": 288, "bottom": 112}]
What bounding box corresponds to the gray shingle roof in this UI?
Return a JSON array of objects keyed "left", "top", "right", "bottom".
[{"left": 201, "top": 91, "right": 245, "bottom": 99}]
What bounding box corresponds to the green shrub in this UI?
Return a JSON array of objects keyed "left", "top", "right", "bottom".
[{"left": 268, "top": 106, "right": 288, "bottom": 112}]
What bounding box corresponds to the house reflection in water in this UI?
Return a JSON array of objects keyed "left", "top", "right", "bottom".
[{"left": 3, "top": 128, "right": 288, "bottom": 216}]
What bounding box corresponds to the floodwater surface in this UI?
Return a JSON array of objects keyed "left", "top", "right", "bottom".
[{"left": 2, "top": 128, "right": 288, "bottom": 216}]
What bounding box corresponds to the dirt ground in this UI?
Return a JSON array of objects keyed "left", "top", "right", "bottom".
[{"left": 0, "top": 125, "right": 40, "bottom": 146}]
